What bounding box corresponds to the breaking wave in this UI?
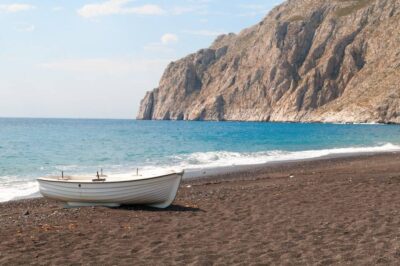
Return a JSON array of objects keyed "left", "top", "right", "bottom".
[{"left": 1, "top": 143, "right": 399, "bottom": 202}]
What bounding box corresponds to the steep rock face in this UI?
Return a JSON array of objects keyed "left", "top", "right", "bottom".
[{"left": 137, "top": 0, "right": 400, "bottom": 123}]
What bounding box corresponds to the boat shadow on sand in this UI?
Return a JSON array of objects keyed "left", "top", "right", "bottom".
[{"left": 117, "top": 204, "right": 204, "bottom": 212}]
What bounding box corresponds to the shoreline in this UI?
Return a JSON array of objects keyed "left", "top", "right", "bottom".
[
  {"left": 177, "top": 148, "right": 400, "bottom": 180},
  {"left": 135, "top": 118, "right": 400, "bottom": 125},
  {"left": 2, "top": 152, "right": 400, "bottom": 264},
  {"left": 183, "top": 150, "right": 400, "bottom": 184},
  {"left": 3, "top": 146, "right": 400, "bottom": 203}
]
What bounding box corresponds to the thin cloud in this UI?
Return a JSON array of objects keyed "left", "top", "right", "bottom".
[
  {"left": 0, "top": 3, "right": 35, "bottom": 12},
  {"left": 170, "top": 5, "right": 208, "bottom": 15},
  {"left": 161, "top": 33, "right": 178, "bottom": 45},
  {"left": 144, "top": 33, "right": 178, "bottom": 54},
  {"left": 52, "top": 6, "right": 64, "bottom": 12},
  {"left": 170, "top": 6, "right": 196, "bottom": 15},
  {"left": 38, "top": 58, "right": 171, "bottom": 75},
  {"left": 238, "top": 2, "right": 280, "bottom": 17},
  {"left": 77, "top": 0, "right": 166, "bottom": 18},
  {"left": 188, "top": 0, "right": 212, "bottom": 3},
  {"left": 16, "top": 23, "right": 35, "bottom": 32},
  {"left": 144, "top": 43, "right": 175, "bottom": 54}
]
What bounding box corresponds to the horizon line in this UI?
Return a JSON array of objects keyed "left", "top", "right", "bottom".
[{"left": 0, "top": 116, "right": 136, "bottom": 120}]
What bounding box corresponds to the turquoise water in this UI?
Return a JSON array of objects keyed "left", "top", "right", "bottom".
[{"left": 1, "top": 118, "right": 400, "bottom": 201}]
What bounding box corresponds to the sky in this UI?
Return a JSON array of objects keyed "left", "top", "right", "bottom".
[{"left": 0, "top": 0, "right": 283, "bottom": 119}]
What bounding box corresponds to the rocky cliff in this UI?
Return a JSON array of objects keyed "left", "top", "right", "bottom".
[{"left": 137, "top": 0, "right": 400, "bottom": 123}]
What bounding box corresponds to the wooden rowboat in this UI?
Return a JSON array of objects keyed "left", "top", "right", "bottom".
[{"left": 37, "top": 170, "right": 184, "bottom": 208}]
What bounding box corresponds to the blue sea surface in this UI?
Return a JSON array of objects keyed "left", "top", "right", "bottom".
[{"left": 1, "top": 118, "right": 400, "bottom": 201}]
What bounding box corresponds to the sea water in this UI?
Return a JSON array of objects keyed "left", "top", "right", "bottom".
[{"left": 1, "top": 118, "right": 400, "bottom": 202}]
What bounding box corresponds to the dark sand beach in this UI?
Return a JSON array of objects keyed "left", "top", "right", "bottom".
[{"left": 1, "top": 152, "right": 400, "bottom": 265}]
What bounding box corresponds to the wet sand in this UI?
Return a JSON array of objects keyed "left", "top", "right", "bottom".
[{"left": 1, "top": 152, "right": 400, "bottom": 265}]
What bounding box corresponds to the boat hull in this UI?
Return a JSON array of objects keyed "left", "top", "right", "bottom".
[{"left": 37, "top": 172, "right": 183, "bottom": 208}]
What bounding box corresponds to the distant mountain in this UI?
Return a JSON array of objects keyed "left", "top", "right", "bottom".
[{"left": 137, "top": 0, "right": 400, "bottom": 124}]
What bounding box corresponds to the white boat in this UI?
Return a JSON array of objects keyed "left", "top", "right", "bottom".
[{"left": 37, "top": 170, "right": 184, "bottom": 208}]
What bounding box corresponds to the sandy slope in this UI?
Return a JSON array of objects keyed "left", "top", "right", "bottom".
[{"left": 1, "top": 152, "right": 400, "bottom": 265}]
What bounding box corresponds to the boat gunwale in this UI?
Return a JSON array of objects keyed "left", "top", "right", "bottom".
[{"left": 37, "top": 171, "right": 184, "bottom": 184}]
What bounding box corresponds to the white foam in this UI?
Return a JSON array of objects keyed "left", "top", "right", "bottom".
[
  {"left": 0, "top": 180, "right": 39, "bottom": 202},
  {"left": 1, "top": 143, "right": 399, "bottom": 202},
  {"left": 131, "top": 143, "right": 400, "bottom": 179},
  {"left": 173, "top": 142, "right": 400, "bottom": 170}
]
